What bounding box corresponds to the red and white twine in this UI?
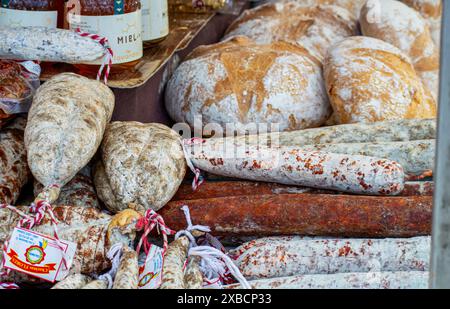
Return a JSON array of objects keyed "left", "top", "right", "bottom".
[
  {"left": 181, "top": 138, "right": 206, "bottom": 191},
  {"left": 75, "top": 28, "right": 113, "bottom": 84},
  {"left": 0, "top": 185, "right": 67, "bottom": 288},
  {"left": 136, "top": 209, "right": 175, "bottom": 257}
]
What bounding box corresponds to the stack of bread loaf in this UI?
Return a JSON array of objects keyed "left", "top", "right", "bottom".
[{"left": 165, "top": 0, "right": 440, "bottom": 132}]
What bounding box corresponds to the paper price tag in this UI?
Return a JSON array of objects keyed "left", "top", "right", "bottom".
[
  {"left": 138, "top": 244, "right": 164, "bottom": 289},
  {"left": 3, "top": 227, "right": 76, "bottom": 283}
]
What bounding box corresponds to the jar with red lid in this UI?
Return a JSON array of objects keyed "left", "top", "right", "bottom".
[
  {"left": 66, "top": 0, "right": 143, "bottom": 74},
  {"left": 0, "top": 0, "right": 61, "bottom": 28}
]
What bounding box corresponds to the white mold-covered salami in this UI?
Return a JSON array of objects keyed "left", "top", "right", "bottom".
[
  {"left": 112, "top": 247, "right": 139, "bottom": 289},
  {"left": 230, "top": 236, "right": 430, "bottom": 280},
  {"left": 34, "top": 174, "right": 101, "bottom": 209},
  {"left": 225, "top": 271, "right": 428, "bottom": 289},
  {"left": 0, "top": 27, "right": 107, "bottom": 63},
  {"left": 188, "top": 139, "right": 405, "bottom": 195},
  {"left": 0, "top": 118, "right": 30, "bottom": 205},
  {"left": 52, "top": 274, "right": 91, "bottom": 289},
  {"left": 184, "top": 256, "right": 204, "bottom": 289},
  {"left": 219, "top": 119, "right": 436, "bottom": 147},
  {"left": 160, "top": 237, "right": 190, "bottom": 289},
  {"left": 97, "top": 122, "right": 186, "bottom": 213},
  {"left": 300, "top": 140, "right": 434, "bottom": 176},
  {"left": 0, "top": 207, "right": 141, "bottom": 282},
  {"left": 25, "top": 73, "right": 114, "bottom": 192},
  {"left": 81, "top": 279, "right": 109, "bottom": 289}
]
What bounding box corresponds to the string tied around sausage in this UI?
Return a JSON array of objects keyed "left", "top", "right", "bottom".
[
  {"left": 175, "top": 205, "right": 242, "bottom": 287},
  {"left": 136, "top": 209, "right": 175, "bottom": 257},
  {"left": 175, "top": 205, "right": 211, "bottom": 247},
  {"left": 94, "top": 243, "right": 123, "bottom": 289},
  {"left": 30, "top": 185, "right": 68, "bottom": 270},
  {"left": 181, "top": 138, "right": 206, "bottom": 191},
  {"left": 188, "top": 246, "right": 251, "bottom": 289},
  {"left": 75, "top": 28, "right": 113, "bottom": 84}
]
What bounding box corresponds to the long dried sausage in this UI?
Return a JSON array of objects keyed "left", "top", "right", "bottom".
[
  {"left": 230, "top": 236, "right": 430, "bottom": 279},
  {"left": 188, "top": 140, "right": 405, "bottom": 195},
  {"left": 225, "top": 271, "right": 428, "bottom": 289},
  {"left": 0, "top": 27, "right": 107, "bottom": 64}
]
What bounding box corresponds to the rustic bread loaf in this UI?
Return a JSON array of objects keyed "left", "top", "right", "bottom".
[
  {"left": 0, "top": 118, "right": 30, "bottom": 205},
  {"left": 96, "top": 122, "right": 186, "bottom": 213},
  {"left": 324, "top": 36, "right": 436, "bottom": 124},
  {"left": 278, "top": 0, "right": 367, "bottom": 18},
  {"left": 402, "top": 0, "right": 442, "bottom": 47},
  {"left": 24, "top": 73, "right": 114, "bottom": 194},
  {"left": 223, "top": 2, "right": 358, "bottom": 59},
  {"left": 360, "top": 0, "right": 440, "bottom": 100},
  {"left": 166, "top": 37, "right": 331, "bottom": 133}
]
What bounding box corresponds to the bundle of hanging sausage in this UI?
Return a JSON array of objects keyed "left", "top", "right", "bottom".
[{"left": 0, "top": 72, "right": 122, "bottom": 286}]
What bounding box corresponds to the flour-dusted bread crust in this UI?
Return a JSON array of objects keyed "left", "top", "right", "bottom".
[
  {"left": 0, "top": 118, "right": 30, "bottom": 205},
  {"left": 98, "top": 122, "right": 186, "bottom": 213},
  {"left": 223, "top": 3, "right": 358, "bottom": 60},
  {"left": 402, "top": 0, "right": 442, "bottom": 47},
  {"left": 324, "top": 36, "right": 436, "bottom": 124},
  {"left": 360, "top": 0, "right": 440, "bottom": 100},
  {"left": 277, "top": 0, "right": 367, "bottom": 18},
  {"left": 166, "top": 37, "right": 331, "bottom": 133},
  {"left": 24, "top": 73, "right": 114, "bottom": 190},
  {"left": 34, "top": 174, "right": 101, "bottom": 209}
]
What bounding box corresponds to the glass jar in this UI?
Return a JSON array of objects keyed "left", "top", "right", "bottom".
[
  {"left": 0, "top": 0, "right": 59, "bottom": 28},
  {"left": 141, "top": 0, "right": 169, "bottom": 48},
  {"left": 66, "top": 0, "right": 143, "bottom": 74}
]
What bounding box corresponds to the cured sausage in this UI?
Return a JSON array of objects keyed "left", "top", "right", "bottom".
[
  {"left": 81, "top": 279, "right": 109, "bottom": 289},
  {"left": 0, "top": 118, "right": 30, "bottom": 205},
  {"left": 0, "top": 207, "right": 141, "bottom": 282},
  {"left": 184, "top": 256, "right": 203, "bottom": 289},
  {"left": 299, "top": 140, "right": 434, "bottom": 177},
  {"left": 96, "top": 122, "right": 186, "bottom": 213},
  {"left": 161, "top": 194, "right": 432, "bottom": 237},
  {"left": 0, "top": 27, "right": 107, "bottom": 64},
  {"left": 160, "top": 237, "right": 190, "bottom": 289},
  {"left": 218, "top": 119, "right": 436, "bottom": 147},
  {"left": 112, "top": 247, "right": 139, "bottom": 289},
  {"left": 24, "top": 73, "right": 114, "bottom": 199},
  {"left": 230, "top": 236, "right": 430, "bottom": 279},
  {"left": 51, "top": 274, "right": 91, "bottom": 289},
  {"left": 34, "top": 174, "right": 101, "bottom": 209},
  {"left": 225, "top": 271, "right": 428, "bottom": 289},
  {"left": 188, "top": 140, "right": 405, "bottom": 195},
  {"left": 172, "top": 180, "right": 433, "bottom": 201}
]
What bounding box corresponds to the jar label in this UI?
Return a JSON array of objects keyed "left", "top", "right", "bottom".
[
  {"left": 141, "top": 0, "right": 169, "bottom": 42},
  {"left": 68, "top": 10, "right": 143, "bottom": 65},
  {"left": 0, "top": 8, "right": 57, "bottom": 28}
]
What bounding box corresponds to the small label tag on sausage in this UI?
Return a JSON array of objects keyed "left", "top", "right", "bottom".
[
  {"left": 3, "top": 227, "right": 76, "bottom": 283},
  {"left": 137, "top": 244, "right": 163, "bottom": 289}
]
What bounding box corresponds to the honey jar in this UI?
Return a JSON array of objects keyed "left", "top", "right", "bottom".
[
  {"left": 0, "top": 0, "right": 60, "bottom": 28},
  {"left": 66, "top": 0, "right": 143, "bottom": 74}
]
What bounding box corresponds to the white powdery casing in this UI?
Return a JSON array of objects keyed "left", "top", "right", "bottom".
[
  {"left": 188, "top": 138, "right": 405, "bottom": 195},
  {"left": 0, "top": 27, "right": 107, "bottom": 63},
  {"left": 300, "top": 140, "right": 435, "bottom": 176},
  {"left": 225, "top": 271, "right": 428, "bottom": 289},
  {"left": 230, "top": 236, "right": 430, "bottom": 280},
  {"left": 224, "top": 118, "right": 436, "bottom": 146},
  {"left": 166, "top": 37, "right": 331, "bottom": 134},
  {"left": 25, "top": 73, "right": 114, "bottom": 189},
  {"left": 97, "top": 122, "right": 186, "bottom": 213}
]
